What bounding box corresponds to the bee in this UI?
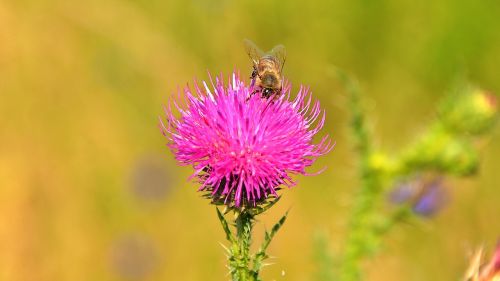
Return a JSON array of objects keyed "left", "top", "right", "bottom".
[{"left": 243, "top": 39, "right": 286, "bottom": 99}]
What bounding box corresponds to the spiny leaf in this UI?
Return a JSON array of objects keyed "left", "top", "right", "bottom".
[
  {"left": 252, "top": 211, "right": 288, "bottom": 273},
  {"left": 219, "top": 242, "right": 232, "bottom": 256},
  {"left": 264, "top": 211, "right": 288, "bottom": 249},
  {"left": 248, "top": 196, "right": 281, "bottom": 216},
  {"left": 216, "top": 207, "right": 235, "bottom": 243}
]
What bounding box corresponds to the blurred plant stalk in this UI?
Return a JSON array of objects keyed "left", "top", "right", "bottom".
[
  {"left": 333, "top": 71, "right": 498, "bottom": 281},
  {"left": 337, "top": 71, "right": 382, "bottom": 281}
]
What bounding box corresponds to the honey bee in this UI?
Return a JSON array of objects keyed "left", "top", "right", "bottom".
[{"left": 243, "top": 39, "right": 286, "bottom": 99}]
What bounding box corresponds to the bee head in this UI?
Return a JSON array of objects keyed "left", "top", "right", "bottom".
[{"left": 262, "top": 88, "right": 275, "bottom": 98}]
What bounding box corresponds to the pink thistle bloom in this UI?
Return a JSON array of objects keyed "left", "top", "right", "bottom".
[
  {"left": 465, "top": 243, "right": 500, "bottom": 281},
  {"left": 160, "top": 72, "right": 333, "bottom": 208}
]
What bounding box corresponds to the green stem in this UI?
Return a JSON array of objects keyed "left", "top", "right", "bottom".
[
  {"left": 230, "top": 211, "right": 255, "bottom": 281},
  {"left": 339, "top": 72, "right": 381, "bottom": 281},
  {"left": 217, "top": 208, "right": 287, "bottom": 281},
  {"left": 374, "top": 206, "right": 413, "bottom": 236}
]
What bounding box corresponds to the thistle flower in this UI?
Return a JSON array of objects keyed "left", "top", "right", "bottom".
[
  {"left": 160, "top": 73, "right": 333, "bottom": 208},
  {"left": 465, "top": 243, "right": 500, "bottom": 281}
]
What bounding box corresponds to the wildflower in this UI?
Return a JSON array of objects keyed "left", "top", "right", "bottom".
[
  {"left": 411, "top": 180, "right": 447, "bottom": 217},
  {"left": 389, "top": 176, "right": 448, "bottom": 217},
  {"left": 465, "top": 243, "right": 500, "bottom": 281},
  {"left": 160, "top": 73, "right": 333, "bottom": 208}
]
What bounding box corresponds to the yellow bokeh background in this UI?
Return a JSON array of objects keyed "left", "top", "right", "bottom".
[{"left": 1, "top": 0, "right": 499, "bottom": 280}]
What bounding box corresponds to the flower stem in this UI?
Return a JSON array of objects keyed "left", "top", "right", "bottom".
[
  {"left": 217, "top": 207, "right": 287, "bottom": 281},
  {"left": 339, "top": 72, "right": 381, "bottom": 281},
  {"left": 233, "top": 211, "right": 255, "bottom": 280}
]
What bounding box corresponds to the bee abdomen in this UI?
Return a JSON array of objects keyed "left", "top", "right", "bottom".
[{"left": 261, "top": 73, "right": 278, "bottom": 87}]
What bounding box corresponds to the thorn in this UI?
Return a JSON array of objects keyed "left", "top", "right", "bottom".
[{"left": 219, "top": 242, "right": 230, "bottom": 253}]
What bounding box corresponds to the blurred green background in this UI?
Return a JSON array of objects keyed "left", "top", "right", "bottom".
[{"left": 1, "top": 0, "right": 500, "bottom": 280}]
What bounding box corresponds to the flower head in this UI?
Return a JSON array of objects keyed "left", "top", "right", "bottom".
[
  {"left": 465, "top": 243, "right": 500, "bottom": 281},
  {"left": 389, "top": 175, "right": 448, "bottom": 217},
  {"left": 160, "top": 73, "right": 333, "bottom": 208}
]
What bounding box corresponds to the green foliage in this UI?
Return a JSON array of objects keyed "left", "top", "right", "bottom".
[
  {"left": 398, "top": 124, "right": 479, "bottom": 176},
  {"left": 216, "top": 208, "right": 288, "bottom": 281},
  {"left": 337, "top": 70, "right": 381, "bottom": 281},
  {"left": 324, "top": 73, "right": 499, "bottom": 281},
  {"left": 439, "top": 85, "right": 498, "bottom": 136},
  {"left": 252, "top": 211, "right": 288, "bottom": 276},
  {"left": 216, "top": 208, "right": 235, "bottom": 243},
  {"left": 313, "top": 232, "right": 336, "bottom": 281}
]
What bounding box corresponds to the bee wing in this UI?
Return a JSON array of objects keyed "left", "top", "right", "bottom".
[
  {"left": 268, "top": 44, "right": 286, "bottom": 73},
  {"left": 243, "top": 39, "right": 265, "bottom": 66}
]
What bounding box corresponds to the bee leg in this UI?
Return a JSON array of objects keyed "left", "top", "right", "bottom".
[
  {"left": 250, "top": 67, "right": 257, "bottom": 79},
  {"left": 272, "top": 88, "right": 282, "bottom": 100},
  {"left": 249, "top": 68, "right": 257, "bottom": 88},
  {"left": 246, "top": 90, "right": 257, "bottom": 101},
  {"left": 247, "top": 84, "right": 262, "bottom": 101}
]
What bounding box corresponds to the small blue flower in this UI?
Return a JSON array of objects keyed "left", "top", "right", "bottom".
[{"left": 389, "top": 176, "right": 448, "bottom": 217}]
